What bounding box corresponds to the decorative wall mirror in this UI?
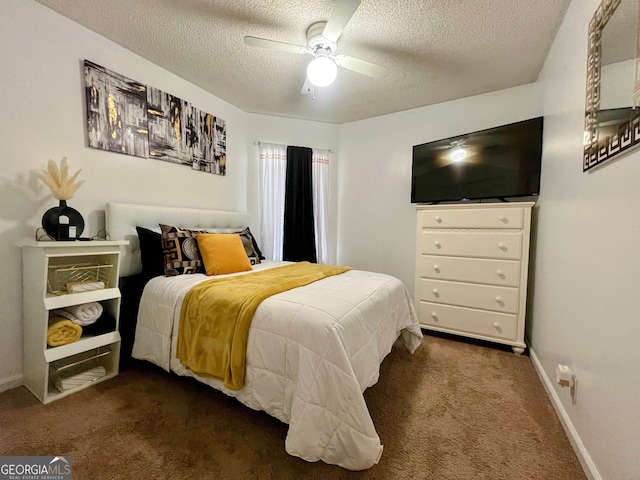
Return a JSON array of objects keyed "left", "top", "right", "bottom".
[{"left": 584, "top": 0, "right": 640, "bottom": 171}]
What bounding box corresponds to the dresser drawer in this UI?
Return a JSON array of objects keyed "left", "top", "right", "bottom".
[
  {"left": 417, "top": 255, "right": 520, "bottom": 286},
  {"left": 417, "top": 302, "right": 518, "bottom": 341},
  {"left": 418, "top": 207, "right": 524, "bottom": 229},
  {"left": 417, "top": 278, "right": 519, "bottom": 313},
  {"left": 418, "top": 231, "right": 522, "bottom": 259}
]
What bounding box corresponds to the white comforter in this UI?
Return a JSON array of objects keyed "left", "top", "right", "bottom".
[{"left": 132, "top": 261, "right": 423, "bottom": 470}]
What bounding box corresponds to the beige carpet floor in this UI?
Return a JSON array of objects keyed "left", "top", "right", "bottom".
[{"left": 0, "top": 333, "right": 586, "bottom": 479}]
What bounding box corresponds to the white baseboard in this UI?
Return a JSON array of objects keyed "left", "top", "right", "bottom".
[
  {"left": 528, "top": 347, "right": 601, "bottom": 480},
  {"left": 0, "top": 374, "right": 23, "bottom": 394}
]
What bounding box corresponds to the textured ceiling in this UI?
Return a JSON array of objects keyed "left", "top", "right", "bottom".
[{"left": 35, "top": 0, "right": 571, "bottom": 124}]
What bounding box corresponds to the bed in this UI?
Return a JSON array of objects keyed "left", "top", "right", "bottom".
[{"left": 105, "top": 201, "right": 423, "bottom": 470}]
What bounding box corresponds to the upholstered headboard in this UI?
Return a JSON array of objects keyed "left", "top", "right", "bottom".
[{"left": 105, "top": 202, "right": 251, "bottom": 277}]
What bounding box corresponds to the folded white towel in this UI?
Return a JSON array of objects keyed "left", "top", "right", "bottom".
[
  {"left": 54, "top": 366, "right": 106, "bottom": 392},
  {"left": 66, "top": 281, "right": 105, "bottom": 293},
  {"left": 54, "top": 302, "right": 103, "bottom": 326}
]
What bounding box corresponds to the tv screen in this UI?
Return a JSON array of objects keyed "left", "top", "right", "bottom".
[{"left": 411, "top": 117, "right": 543, "bottom": 203}]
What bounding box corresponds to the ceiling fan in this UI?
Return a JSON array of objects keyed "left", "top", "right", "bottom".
[{"left": 243, "top": 0, "right": 388, "bottom": 95}]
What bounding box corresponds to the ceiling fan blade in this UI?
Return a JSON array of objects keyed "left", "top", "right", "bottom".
[
  {"left": 334, "top": 54, "right": 388, "bottom": 79},
  {"left": 322, "top": 0, "right": 361, "bottom": 43},
  {"left": 301, "top": 78, "right": 314, "bottom": 95},
  {"left": 244, "top": 36, "right": 308, "bottom": 54}
]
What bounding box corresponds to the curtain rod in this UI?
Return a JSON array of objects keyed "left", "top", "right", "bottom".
[{"left": 253, "top": 141, "right": 334, "bottom": 153}]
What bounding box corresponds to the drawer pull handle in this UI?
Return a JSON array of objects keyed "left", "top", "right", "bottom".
[
  {"left": 433, "top": 264, "right": 440, "bottom": 272},
  {"left": 497, "top": 242, "right": 506, "bottom": 250},
  {"left": 431, "top": 312, "right": 438, "bottom": 318},
  {"left": 495, "top": 296, "right": 503, "bottom": 303},
  {"left": 434, "top": 240, "right": 441, "bottom": 248},
  {"left": 432, "top": 288, "right": 439, "bottom": 296},
  {"left": 435, "top": 216, "right": 442, "bottom": 223},
  {"left": 493, "top": 322, "right": 500, "bottom": 328},
  {"left": 498, "top": 215, "right": 506, "bottom": 222},
  {"left": 496, "top": 269, "right": 504, "bottom": 277}
]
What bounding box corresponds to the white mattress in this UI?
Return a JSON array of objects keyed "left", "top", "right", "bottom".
[{"left": 132, "top": 261, "right": 423, "bottom": 470}]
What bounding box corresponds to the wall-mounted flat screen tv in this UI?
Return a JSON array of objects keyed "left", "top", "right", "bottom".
[{"left": 411, "top": 117, "right": 543, "bottom": 203}]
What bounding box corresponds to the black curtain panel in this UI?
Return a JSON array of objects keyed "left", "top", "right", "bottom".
[{"left": 283, "top": 146, "right": 317, "bottom": 262}]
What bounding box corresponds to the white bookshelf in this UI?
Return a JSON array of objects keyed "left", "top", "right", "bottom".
[{"left": 21, "top": 240, "right": 128, "bottom": 403}]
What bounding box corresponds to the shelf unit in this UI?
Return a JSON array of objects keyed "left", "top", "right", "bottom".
[{"left": 21, "top": 240, "right": 128, "bottom": 403}]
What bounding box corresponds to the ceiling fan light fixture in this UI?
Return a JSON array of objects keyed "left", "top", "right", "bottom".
[{"left": 306, "top": 56, "right": 338, "bottom": 87}]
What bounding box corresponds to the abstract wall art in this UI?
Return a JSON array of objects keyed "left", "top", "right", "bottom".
[
  {"left": 146, "top": 88, "right": 226, "bottom": 175},
  {"left": 83, "top": 60, "right": 226, "bottom": 175},
  {"left": 84, "top": 60, "right": 149, "bottom": 158},
  {"left": 147, "top": 86, "right": 191, "bottom": 165}
]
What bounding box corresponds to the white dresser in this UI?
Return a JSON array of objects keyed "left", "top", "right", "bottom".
[{"left": 414, "top": 202, "right": 534, "bottom": 354}]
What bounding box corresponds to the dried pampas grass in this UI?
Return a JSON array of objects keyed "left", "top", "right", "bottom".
[{"left": 36, "top": 157, "right": 84, "bottom": 201}]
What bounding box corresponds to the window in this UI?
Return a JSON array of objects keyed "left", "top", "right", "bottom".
[{"left": 258, "top": 143, "right": 331, "bottom": 263}]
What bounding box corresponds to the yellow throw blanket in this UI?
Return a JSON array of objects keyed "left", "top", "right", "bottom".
[
  {"left": 47, "top": 316, "right": 82, "bottom": 347},
  {"left": 177, "top": 262, "right": 351, "bottom": 390}
]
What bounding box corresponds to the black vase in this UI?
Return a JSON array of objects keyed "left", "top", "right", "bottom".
[{"left": 42, "top": 200, "right": 85, "bottom": 241}]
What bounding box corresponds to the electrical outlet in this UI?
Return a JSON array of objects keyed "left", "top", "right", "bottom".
[
  {"left": 556, "top": 364, "right": 578, "bottom": 404},
  {"left": 556, "top": 364, "right": 574, "bottom": 387}
]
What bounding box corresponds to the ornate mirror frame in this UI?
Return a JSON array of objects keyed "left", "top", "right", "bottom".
[{"left": 583, "top": 0, "right": 640, "bottom": 171}]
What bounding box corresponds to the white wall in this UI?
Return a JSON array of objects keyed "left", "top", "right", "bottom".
[
  {"left": 0, "top": 0, "right": 339, "bottom": 390},
  {"left": 531, "top": 1, "right": 640, "bottom": 479},
  {"left": 336, "top": 84, "right": 542, "bottom": 291}
]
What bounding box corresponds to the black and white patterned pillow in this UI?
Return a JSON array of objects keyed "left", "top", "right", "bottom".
[
  {"left": 160, "top": 224, "right": 207, "bottom": 276},
  {"left": 235, "top": 228, "right": 262, "bottom": 265}
]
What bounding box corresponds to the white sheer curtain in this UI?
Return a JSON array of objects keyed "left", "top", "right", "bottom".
[
  {"left": 258, "top": 142, "right": 331, "bottom": 263},
  {"left": 258, "top": 143, "right": 287, "bottom": 260},
  {"left": 312, "top": 149, "right": 331, "bottom": 264}
]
